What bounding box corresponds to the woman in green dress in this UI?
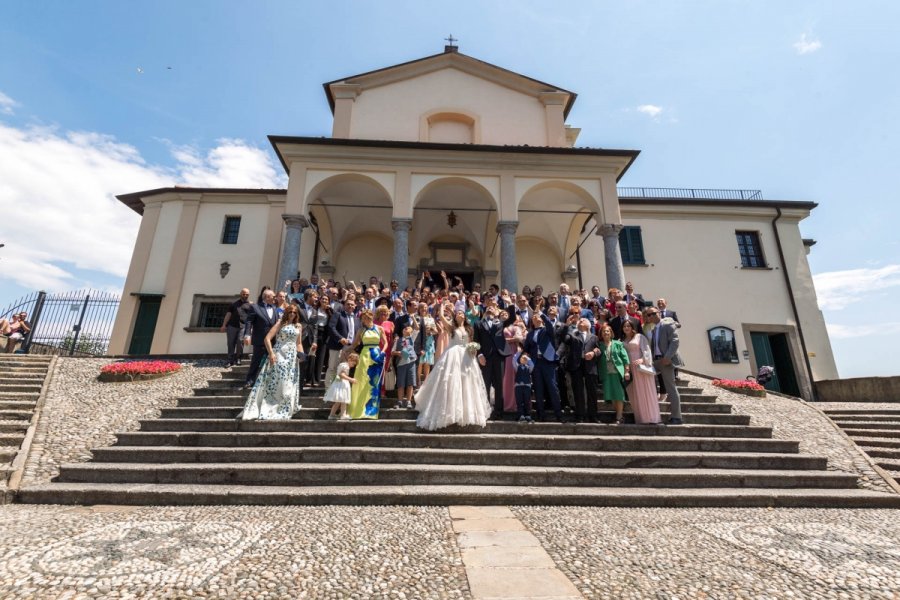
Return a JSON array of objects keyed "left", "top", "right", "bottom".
[
  {"left": 598, "top": 324, "right": 631, "bottom": 424},
  {"left": 348, "top": 309, "right": 387, "bottom": 419}
]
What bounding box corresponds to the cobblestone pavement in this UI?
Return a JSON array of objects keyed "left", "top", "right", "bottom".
[
  {"left": 0, "top": 504, "right": 468, "bottom": 599},
  {"left": 2, "top": 504, "right": 899, "bottom": 599},
  {"left": 20, "top": 358, "right": 226, "bottom": 487},
  {"left": 684, "top": 374, "right": 896, "bottom": 494},
  {"left": 513, "top": 506, "right": 900, "bottom": 600}
]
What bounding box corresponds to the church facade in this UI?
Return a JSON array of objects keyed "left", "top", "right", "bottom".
[{"left": 108, "top": 47, "right": 838, "bottom": 399}]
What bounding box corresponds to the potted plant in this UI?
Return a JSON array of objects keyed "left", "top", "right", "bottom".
[
  {"left": 711, "top": 378, "right": 767, "bottom": 398},
  {"left": 98, "top": 360, "right": 182, "bottom": 383}
]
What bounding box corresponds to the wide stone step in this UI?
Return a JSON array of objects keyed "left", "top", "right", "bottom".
[
  {"left": 20, "top": 483, "right": 900, "bottom": 508},
  {"left": 825, "top": 409, "right": 900, "bottom": 416},
  {"left": 0, "top": 401, "right": 36, "bottom": 411},
  {"left": 89, "top": 447, "right": 827, "bottom": 470},
  {"left": 136, "top": 418, "right": 772, "bottom": 438},
  {"left": 833, "top": 422, "right": 900, "bottom": 430},
  {"left": 0, "top": 357, "right": 52, "bottom": 365},
  {"left": 0, "top": 383, "right": 42, "bottom": 393},
  {"left": 852, "top": 437, "right": 900, "bottom": 449},
  {"left": 0, "top": 374, "right": 46, "bottom": 384},
  {"left": 113, "top": 431, "right": 798, "bottom": 452},
  {"left": 0, "top": 410, "right": 33, "bottom": 420},
  {"left": 830, "top": 415, "right": 900, "bottom": 423},
  {"left": 0, "top": 392, "right": 40, "bottom": 401},
  {"left": 875, "top": 459, "right": 900, "bottom": 472},
  {"left": 158, "top": 407, "right": 747, "bottom": 425},
  {"left": 863, "top": 447, "right": 900, "bottom": 460},
  {"left": 0, "top": 434, "right": 24, "bottom": 446},
  {"left": 0, "top": 447, "right": 16, "bottom": 462},
  {"left": 54, "top": 463, "right": 857, "bottom": 489},
  {"left": 0, "top": 421, "right": 29, "bottom": 433}
]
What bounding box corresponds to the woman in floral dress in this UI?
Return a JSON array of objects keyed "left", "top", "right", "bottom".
[{"left": 242, "top": 305, "right": 305, "bottom": 421}]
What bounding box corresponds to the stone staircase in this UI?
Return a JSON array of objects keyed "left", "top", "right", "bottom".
[
  {"left": 0, "top": 354, "right": 53, "bottom": 502},
  {"left": 823, "top": 407, "right": 900, "bottom": 483},
  {"left": 18, "top": 363, "right": 900, "bottom": 507}
]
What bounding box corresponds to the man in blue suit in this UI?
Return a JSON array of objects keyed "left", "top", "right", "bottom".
[
  {"left": 242, "top": 289, "right": 279, "bottom": 388},
  {"left": 523, "top": 299, "right": 563, "bottom": 422}
]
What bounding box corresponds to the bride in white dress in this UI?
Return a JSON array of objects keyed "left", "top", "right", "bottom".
[{"left": 415, "top": 302, "right": 491, "bottom": 431}]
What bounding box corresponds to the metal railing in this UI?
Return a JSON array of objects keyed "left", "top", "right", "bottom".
[
  {"left": 617, "top": 187, "right": 763, "bottom": 201},
  {"left": 1, "top": 289, "right": 121, "bottom": 356}
]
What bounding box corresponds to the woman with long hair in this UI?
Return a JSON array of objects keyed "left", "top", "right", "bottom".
[
  {"left": 241, "top": 304, "right": 304, "bottom": 420},
  {"left": 622, "top": 319, "right": 661, "bottom": 424},
  {"left": 415, "top": 302, "right": 491, "bottom": 430}
]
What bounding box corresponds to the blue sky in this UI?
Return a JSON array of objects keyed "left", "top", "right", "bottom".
[{"left": 1, "top": 1, "right": 898, "bottom": 378}]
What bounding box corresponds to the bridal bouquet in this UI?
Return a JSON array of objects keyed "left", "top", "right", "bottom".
[{"left": 465, "top": 342, "right": 481, "bottom": 356}]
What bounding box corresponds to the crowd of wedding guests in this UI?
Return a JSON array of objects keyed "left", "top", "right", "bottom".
[{"left": 224, "top": 270, "right": 684, "bottom": 425}]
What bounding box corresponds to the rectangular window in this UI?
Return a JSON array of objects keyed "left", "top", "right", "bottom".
[
  {"left": 197, "top": 302, "right": 230, "bottom": 328},
  {"left": 736, "top": 231, "right": 765, "bottom": 268},
  {"left": 221, "top": 216, "right": 241, "bottom": 244},
  {"left": 618, "top": 226, "right": 645, "bottom": 265}
]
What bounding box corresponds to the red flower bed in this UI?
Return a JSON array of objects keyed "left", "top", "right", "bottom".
[
  {"left": 99, "top": 360, "right": 181, "bottom": 382},
  {"left": 712, "top": 378, "right": 766, "bottom": 397}
]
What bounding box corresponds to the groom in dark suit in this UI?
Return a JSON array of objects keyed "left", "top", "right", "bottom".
[
  {"left": 475, "top": 305, "right": 516, "bottom": 419},
  {"left": 558, "top": 317, "right": 601, "bottom": 422},
  {"left": 242, "top": 289, "right": 279, "bottom": 388}
]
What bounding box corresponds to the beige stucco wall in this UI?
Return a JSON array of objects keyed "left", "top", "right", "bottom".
[
  {"left": 335, "top": 233, "right": 393, "bottom": 285},
  {"left": 516, "top": 238, "right": 562, "bottom": 292},
  {"left": 349, "top": 68, "right": 549, "bottom": 146},
  {"left": 167, "top": 202, "right": 275, "bottom": 354}
]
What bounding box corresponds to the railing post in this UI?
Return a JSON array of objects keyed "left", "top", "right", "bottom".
[
  {"left": 69, "top": 294, "right": 91, "bottom": 357},
  {"left": 22, "top": 291, "right": 46, "bottom": 354}
]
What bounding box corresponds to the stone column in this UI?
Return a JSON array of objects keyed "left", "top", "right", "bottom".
[
  {"left": 391, "top": 218, "right": 412, "bottom": 287},
  {"left": 497, "top": 221, "right": 518, "bottom": 293},
  {"left": 598, "top": 223, "right": 626, "bottom": 291},
  {"left": 278, "top": 214, "right": 309, "bottom": 287}
]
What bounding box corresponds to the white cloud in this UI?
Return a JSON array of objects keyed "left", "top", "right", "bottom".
[
  {"left": 0, "top": 122, "right": 286, "bottom": 292},
  {"left": 636, "top": 104, "right": 663, "bottom": 119},
  {"left": 827, "top": 322, "right": 900, "bottom": 340},
  {"left": 793, "top": 33, "right": 822, "bottom": 55},
  {"left": 0, "top": 91, "right": 18, "bottom": 115},
  {"left": 813, "top": 264, "right": 900, "bottom": 310}
]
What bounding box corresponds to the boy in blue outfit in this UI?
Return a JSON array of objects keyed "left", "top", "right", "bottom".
[{"left": 514, "top": 351, "right": 535, "bottom": 423}]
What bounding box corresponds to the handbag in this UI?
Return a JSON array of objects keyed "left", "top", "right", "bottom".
[{"left": 383, "top": 364, "right": 396, "bottom": 391}]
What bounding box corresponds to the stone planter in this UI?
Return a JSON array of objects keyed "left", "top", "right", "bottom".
[
  {"left": 97, "top": 370, "right": 179, "bottom": 383},
  {"left": 715, "top": 385, "right": 766, "bottom": 398}
]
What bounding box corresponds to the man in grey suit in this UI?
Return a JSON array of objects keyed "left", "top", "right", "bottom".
[{"left": 645, "top": 308, "right": 684, "bottom": 425}]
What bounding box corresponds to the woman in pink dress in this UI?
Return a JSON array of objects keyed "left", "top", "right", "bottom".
[
  {"left": 622, "top": 320, "right": 661, "bottom": 424},
  {"left": 502, "top": 313, "right": 526, "bottom": 413}
]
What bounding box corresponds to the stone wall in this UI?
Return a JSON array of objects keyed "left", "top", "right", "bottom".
[{"left": 816, "top": 376, "right": 900, "bottom": 403}]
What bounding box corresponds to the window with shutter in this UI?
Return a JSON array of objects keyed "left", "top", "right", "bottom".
[
  {"left": 221, "top": 216, "right": 241, "bottom": 244},
  {"left": 618, "top": 226, "right": 646, "bottom": 265}
]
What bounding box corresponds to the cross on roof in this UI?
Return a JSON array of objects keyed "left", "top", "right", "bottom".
[{"left": 444, "top": 34, "right": 457, "bottom": 47}]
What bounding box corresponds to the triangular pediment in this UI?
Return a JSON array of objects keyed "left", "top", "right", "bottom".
[{"left": 324, "top": 50, "right": 577, "bottom": 117}]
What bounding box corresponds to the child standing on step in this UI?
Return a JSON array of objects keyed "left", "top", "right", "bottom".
[
  {"left": 392, "top": 324, "right": 418, "bottom": 409},
  {"left": 514, "top": 351, "right": 535, "bottom": 423},
  {"left": 326, "top": 350, "right": 357, "bottom": 420}
]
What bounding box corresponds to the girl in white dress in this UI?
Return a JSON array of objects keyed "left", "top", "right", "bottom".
[
  {"left": 415, "top": 301, "right": 491, "bottom": 431},
  {"left": 326, "top": 351, "right": 358, "bottom": 420}
]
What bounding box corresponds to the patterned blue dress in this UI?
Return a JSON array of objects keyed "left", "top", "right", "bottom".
[{"left": 242, "top": 324, "right": 301, "bottom": 420}]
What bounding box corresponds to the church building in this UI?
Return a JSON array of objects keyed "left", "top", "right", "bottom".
[{"left": 107, "top": 45, "right": 838, "bottom": 400}]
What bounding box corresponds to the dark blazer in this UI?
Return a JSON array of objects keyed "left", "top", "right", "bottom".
[
  {"left": 326, "top": 310, "right": 361, "bottom": 351},
  {"left": 610, "top": 315, "right": 641, "bottom": 341},
  {"left": 296, "top": 304, "right": 319, "bottom": 349},
  {"left": 243, "top": 303, "right": 279, "bottom": 347},
  {"left": 523, "top": 313, "right": 559, "bottom": 363},
  {"left": 658, "top": 308, "right": 680, "bottom": 323},
  {"left": 475, "top": 310, "right": 517, "bottom": 360},
  {"left": 558, "top": 329, "right": 601, "bottom": 375}
]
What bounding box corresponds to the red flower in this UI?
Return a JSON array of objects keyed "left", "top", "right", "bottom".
[
  {"left": 712, "top": 378, "right": 765, "bottom": 392},
  {"left": 100, "top": 360, "right": 181, "bottom": 376}
]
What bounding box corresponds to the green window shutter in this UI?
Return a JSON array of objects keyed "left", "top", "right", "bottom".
[{"left": 619, "top": 226, "right": 645, "bottom": 265}]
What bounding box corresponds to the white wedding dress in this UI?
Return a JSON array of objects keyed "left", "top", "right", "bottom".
[{"left": 415, "top": 327, "right": 491, "bottom": 431}]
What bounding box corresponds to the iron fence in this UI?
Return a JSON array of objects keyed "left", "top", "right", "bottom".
[
  {"left": 617, "top": 187, "right": 763, "bottom": 201},
  {"left": 1, "top": 289, "right": 121, "bottom": 356}
]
